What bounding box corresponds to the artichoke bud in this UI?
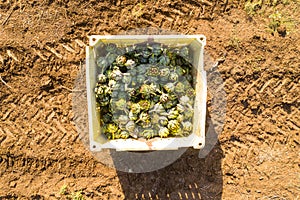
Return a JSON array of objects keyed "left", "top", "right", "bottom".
[
  {"left": 118, "top": 91, "right": 127, "bottom": 99},
  {"left": 129, "top": 68, "right": 137, "bottom": 76},
  {"left": 152, "top": 46, "right": 162, "bottom": 57},
  {"left": 148, "top": 76, "right": 159, "bottom": 82},
  {"left": 176, "top": 104, "right": 185, "bottom": 113},
  {"left": 108, "top": 79, "right": 117, "bottom": 88},
  {"left": 136, "top": 64, "right": 147, "bottom": 74},
  {"left": 139, "top": 84, "right": 151, "bottom": 99},
  {"left": 146, "top": 66, "right": 160, "bottom": 77},
  {"left": 106, "top": 52, "right": 118, "bottom": 64},
  {"left": 116, "top": 55, "right": 127, "bottom": 65},
  {"left": 167, "top": 120, "right": 180, "bottom": 131},
  {"left": 106, "top": 123, "right": 118, "bottom": 134},
  {"left": 186, "top": 74, "right": 193, "bottom": 83},
  {"left": 162, "top": 101, "right": 172, "bottom": 110},
  {"left": 96, "top": 85, "right": 111, "bottom": 96},
  {"left": 138, "top": 100, "right": 151, "bottom": 111},
  {"left": 124, "top": 59, "right": 136, "bottom": 69},
  {"left": 182, "top": 121, "right": 193, "bottom": 132},
  {"left": 115, "top": 99, "right": 127, "bottom": 110},
  {"left": 184, "top": 109, "right": 194, "bottom": 120},
  {"left": 130, "top": 103, "right": 141, "bottom": 114},
  {"left": 105, "top": 132, "right": 112, "bottom": 140},
  {"left": 149, "top": 55, "right": 158, "bottom": 64},
  {"left": 152, "top": 95, "right": 160, "bottom": 103},
  {"left": 158, "top": 116, "right": 168, "bottom": 126},
  {"left": 159, "top": 68, "right": 170, "bottom": 80},
  {"left": 96, "top": 56, "right": 109, "bottom": 68},
  {"left": 97, "top": 74, "right": 107, "bottom": 83},
  {"left": 111, "top": 90, "right": 118, "bottom": 98},
  {"left": 158, "top": 55, "right": 170, "bottom": 65},
  {"left": 179, "top": 95, "right": 191, "bottom": 105},
  {"left": 171, "top": 127, "right": 183, "bottom": 137},
  {"left": 101, "top": 113, "right": 112, "bottom": 124},
  {"left": 142, "top": 129, "right": 155, "bottom": 139},
  {"left": 129, "top": 111, "right": 138, "bottom": 121},
  {"left": 120, "top": 130, "right": 130, "bottom": 139},
  {"left": 167, "top": 108, "right": 179, "bottom": 119},
  {"left": 159, "top": 93, "right": 169, "bottom": 103},
  {"left": 136, "top": 74, "right": 145, "bottom": 84},
  {"left": 179, "top": 46, "right": 189, "bottom": 58},
  {"left": 158, "top": 127, "right": 169, "bottom": 138},
  {"left": 151, "top": 113, "right": 160, "bottom": 124},
  {"left": 125, "top": 120, "right": 136, "bottom": 132},
  {"left": 169, "top": 72, "right": 179, "bottom": 82},
  {"left": 137, "top": 112, "right": 150, "bottom": 123},
  {"left": 118, "top": 115, "right": 129, "bottom": 125},
  {"left": 163, "top": 82, "right": 175, "bottom": 93},
  {"left": 139, "top": 57, "right": 148, "bottom": 64},
  {"left": 149, "top": 103, "right": 165, "bottom": 114},
  {"left": 186, "top": 87, "right": 196, "bottom": 98},
  {"left": 127, "top": 88, "right": 137, "bottom": 98},
  {"left": 122, "top": 73, "right": 132, "bottom": 84},
  {"left": 177, "top": 114, "right": 184, "bottom": 122},
  {"left": 175, "top": 66, "right": 186, "bottom": 76},
  {"left": 140, "top": 121, "right": 151, "bottom": 129},
  {"left": 110, "top": 68, "right": 122, "bottom": 81},
  {"left": 175, "top": 82, "right": 185, "bottom": 94},
  {"left": 113, "top": 131, "right": 120, "bottom": 139},
  {"left": 125, "top": 46, "right": 136, "bottom": 53},
  {"left": 141, "top": 50, "right": 151, "bottom": 58},
  {"left": 106, "top": 43, "right": 117, "bottom": 53},
  {"left": 99, "top": 97, "right": 110, "bottom": 106}
]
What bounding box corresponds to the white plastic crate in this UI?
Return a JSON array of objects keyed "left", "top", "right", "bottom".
[{"left": 86, "top": 35, "right": 207, "bottom": 151}]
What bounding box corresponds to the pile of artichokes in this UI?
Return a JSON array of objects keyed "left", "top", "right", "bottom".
[{"left": 94, "top": 42, "right": 196, "bottom": 140}]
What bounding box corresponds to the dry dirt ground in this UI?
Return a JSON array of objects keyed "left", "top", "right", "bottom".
[{"left": 0, "top": 0, "right": 299, "bottom": 199}]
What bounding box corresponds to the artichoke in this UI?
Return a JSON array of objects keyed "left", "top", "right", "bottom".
[
  {"left": 158, "top": 54, "right": 170, "bottom": 65},
  {"left": 97, "top": 74, "right": 107, "bottom": 83},
  {"left": 159, "top": 127, "right": 169, "bottom": 138},
  {"left": 116, "top": 55, "right": 127, "bottom": 65},
  {"left": 106, "top": 43, "right": 117, "bottom": 53},
  {"left": 142, "top": 129, "right": 155, "bottom": 139},
  {"left": 120, "top": 130, "right": 130, "bottom": 139},
  {"left": 167, "top": 120, "right": 180, "bottom": 131},
  {"left": 169, "top": 72, "right": 179, "bottom": 82},
  {"left": 96, "top": 56, "right": 109, "bottom": 68}
]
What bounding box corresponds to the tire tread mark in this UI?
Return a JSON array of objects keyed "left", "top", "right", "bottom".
[
  {"left": 45, "top": 45, "right": 63, "bottom": 59},
  {"left": 274, "top": 78, "right": 290, "bottom": 93},
  {"left": 32, "top": 48, "right": 47, "bottom": 61},
  {"left": 61, "top": 44, "right": 76, "bottom": 53},
  {"left": 75, "top": 39, "right": 86, "bottom": 47},
  {"left": 6, "top": 50, "right": 19, "bottom": 62},
  {"left": 259, "top": 78, "right": 274, "bottom": 93},
  {"left": 0, "top": 54, "right": 4, "bottom": 63}
]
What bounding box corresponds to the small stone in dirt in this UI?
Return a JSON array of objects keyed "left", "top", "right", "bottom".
[
  {"left": 277, "top": 25, "right": 287, "bottom": 37},
  {"left": 40, "top": 76, "right": 53, "bottom": 90},
  {"left": 9, "top": 182, "right": 16, "bottom": 188}
]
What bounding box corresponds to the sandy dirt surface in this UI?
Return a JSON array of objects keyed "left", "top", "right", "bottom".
[{"left": 0, "top": 0, "right": 299, "bottom": 199}]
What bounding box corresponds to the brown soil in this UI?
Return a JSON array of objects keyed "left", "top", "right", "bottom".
[{"left": 0, "top": 0, "right": 299, "bottom": 199}]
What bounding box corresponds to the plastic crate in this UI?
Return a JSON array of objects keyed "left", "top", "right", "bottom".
[{"left": 86, "top": 35, "right": 207, "bottom": 151}]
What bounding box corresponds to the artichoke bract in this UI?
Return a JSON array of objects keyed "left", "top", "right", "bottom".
[{"left": 94, "top": 42, "right": 196, "bottom": 140}]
